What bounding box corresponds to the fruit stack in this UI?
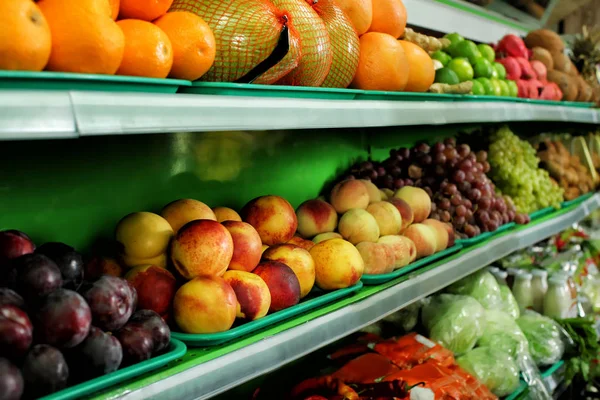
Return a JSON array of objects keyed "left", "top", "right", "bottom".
[
  {"left": 432, "top": 32, "right": 518, "bottom": 97},
  {"left": 0, "top": 230, "right": 170, "bottom": 399}
]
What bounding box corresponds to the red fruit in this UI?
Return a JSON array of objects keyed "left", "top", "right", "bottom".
[
  {"left": 530, "top": 60, "right": 547, "bottom": 81},
  {"left": 540, "top": 82, "right": 562, "bottom": 101},
  {"left": 0, "top": 230, "right": 35, "bottom": 265},
  {"left": 497, "top": 57, "right": 522, "bottom": 80},
  {"left": 497, "top": 34, "right": 528, "bottom": 59},
  {"left": 515, "top": 58, "right": 536, "bottom": 80},
  {"left": 516, "top": 79, "right": 529, "bottom": 98},
  {"left": 527, "top": 80, "right": 541, "bottom": 99},
  {"left": 0, "top": 304, "right": 33, "bottom": 359}
]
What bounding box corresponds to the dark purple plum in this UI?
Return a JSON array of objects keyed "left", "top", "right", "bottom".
[
  {"left": 0, "top": 358, "right": 23, "bottom": 400},
  {"left": 36, "top": 243, "right": 84, "bottom": 291},
  {"left": 128, "top": 310, "right": 170, "bottom": 352},
  {"left": 0, "top": 288, "right": 25, "bottom": 309},
  {"left": 0, "top": 304, "right": 32, "bottom": 360},
  {"left": 22, "top": 345, "right": 68, "bottom": 398},
  {"left": 0, "top": 230, "right": 35, "bottom": 266},
  {"left": 83, "top": 276, "right": 136, "bottom": 332},
  {"left": 71, "top": 326, "right": 122, "bottom": 379},
  {"left": 36, "top": 289, "right": 91, "bottom": 348},
  {"left": 13, "top": 254, "right": 62, "bottom": 302},
  {"left": 115, "top": 325, "right": 154, "bottom": 365}
]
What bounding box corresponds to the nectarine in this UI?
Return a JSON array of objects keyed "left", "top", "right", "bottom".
[
  {"left": 115, "top": 212, "right": 173, "bottom": 259},
  {"left": 356, "top": 242, "right": 392, "bottom": 275},
  {"left": 85, "top": 257, "right": 123, "bottom": 280},
  {"left": 330, "top": 180, "right": 369, "bottom": 213},
  {"left": 161, "top": 199, "right": 216, "bottom": 233},
  {"left": 222, "top": 221, "right": 262, "bottom": 272},
  {"left": 312, "top": 232, "right": 343, "bottom": 244},
  {"left": 393, "top": 187, "right": 431, "bottom": 223},
  {"left": 253, "top": 261, "right": 301, "bottom": 312},
  {"left": 121, "top": 252, "right": 167, "bottom": 269},
  {"left": 422, "top": 219, "right": 449, "bottom": 252},
  {"left": 125, "top": 265, "right": 176, "bottom": 317},
  {"left": 241, "top": 195, "right": 298, "bottom": 246},
  {"left": 223, "top": 270, "right": 270, "bottom": 321},
  {"left": 377, "top": 235, "right": 415, "bottom": 269},
  {"left": 296, "top": 199, "right": 338, "bottom": 238},
  {"left": 338, "top": 209, "right": 380, "bottom": 244},
  {"left": 386, "top": 198, "right": 414, "bottom": 232},
  {"left": 359, "top": 180, "right": 382, "bottom": 204},
  {"left": 213, "top": 207, "right": 242, "bottom": 223},
  {"left": 287, "top": 236, "right": 315, "bottom": 251},
  {"left": 262, "top": 244, "right": 315, "bottom": 298},
  {"left": 402, "top": 224, "right": 436, "bottom": 258},
  {"left": 367, "top": 201, "right": 402, "bottom": 236},
  {"left": 309, "top": 238, "right": 364, "bottom": 290}
]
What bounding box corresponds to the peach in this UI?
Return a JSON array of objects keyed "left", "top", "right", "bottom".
[
  {"left": 381, "top": 242, "right": 397, "bottom": 272},
  {"left": 262, "top": 244, "right": 315, "bottom": 298},
  {"left": 125, "top": 265, "right": 176, "bottom": 317},
  {"left": 329, "top": 180, "right": 369, "bottom": 213},
  {"left": 222, "top": 221, "right": 262, "bottom": 272},
  {"left": 253, "top": 260, "right": 301, "bottom": 312},
  {"left": 121, "top": 252, "right": 167, "bottom": 269},
  {"left": 338, "top": 209, "right": 380, "bottom": 244},
  {"left": 170, "top": 220, "right": 234, "bottom": 279},
  {"left": 241, "top": 195, "right": 298, "bottom": 246},
  {"left": 287, "top": 236, "right": 315, "bottom": 251},
  {"left": 386, "top": 198, "right": 414, "bottom": 232},
  {"left": 441, "top": 222, "right": 455, "bottom": 247},
  {"left": 296, "top": 199, "right": 338, "bottom": 238},
  {"left": 423, "top": 219, "right": 449, "bottom": 252},
  {"left": 379, "top": 189, "right": 389, "bottom": 200},
  {"left": 309, "top": 238, "right": 364, "bottom": 290},
  {"left": 367, "top": 201, "right": 402, "bottom": 236},
  {"left": 261, "top": 244, "right": 269, "bottom": 254},
  {"left": 377, "top": 235, "right": 415, "bottom": 269},
  {"left": 161, "top": 199, "right": 216, "bottom": 233},
  {"left": 85, "top": 257, "right": 123, "bottom": 280},
  {"left": 223, "top": 270, "right": 271, "bottom": 320},
  {"left": 173, "top": 276, "right": 237, "bottom": 333},
  {"left": 402, "top": 224, "right": 437, "bottom": 259},
  {"left": 212, "top": 206, "right": 242, "bottom": 223},
  {"left": 360, "top": 180, "right": 382, "bottom": 204},
  {"left": 393, "top": 187, "right": 432, "bottom": 223},
  {"left": 313, "top": 232, "right": 343, "bottom": 244},
  {"left": 115, "top": 212, "right": 173, "bottom": 259},
  {"left": 382, "top": 188, "right": 394, "bottom": 199},
  {"left": 356, "top": 242, "right": 391, "bottom": 275}
]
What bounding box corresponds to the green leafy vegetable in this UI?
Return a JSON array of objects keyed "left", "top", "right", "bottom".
[
  {"left": 517, "top": 311, "right": 564, "bottom": 366},
  {"left": 557, "top": 316, "right": 600, "bottom": 385},
  {"left": 457, "top": 347, "right": 520, "bottom": 397},
  {"left": 477, "top": 310, "right": 528, "bottom": 359},
  {"left": 447, "top": 270, "right": 503, "bottom": 310}
]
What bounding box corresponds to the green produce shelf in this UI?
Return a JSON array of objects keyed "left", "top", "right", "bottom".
[{"left": 86, "top": 193, "right": 600, "bottom": 400}]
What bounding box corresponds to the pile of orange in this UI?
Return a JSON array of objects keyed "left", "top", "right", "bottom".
[{"left": 0, "top": 0, "right": 216, "bottom": 81}]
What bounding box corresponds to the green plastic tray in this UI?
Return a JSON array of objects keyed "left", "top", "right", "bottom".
[
  {"left": 529, "top": 206, "right": 556, "bottom": 221},
  {"left": 455, "top": 221, "right": 516, "bottom": 248},
  {"left": 171, "top": 282, "right": 363, "bottom": 346},
  {"left": 354, "top": 90, "right": 458, "bottom": 102},
  {"left": 180, "top": 81, "right": 363, "bottom": 99},
  {"left": 360, "top": 244, "right": 463, "bottom": 285},
  {"left": 456, "top": 94, "right": 517, "bottom": 102},
  {"left": 515, "top": 97, "right": 596, "bottom": 108},
  {"left": 39, "top": 338, "right": 187, "bottom": 400},
  {"left": 561, "top": 192, "right": 594, "bottom": 208},
  {"left": 0, "top": 70, "right": 191, "bottom": 93}
]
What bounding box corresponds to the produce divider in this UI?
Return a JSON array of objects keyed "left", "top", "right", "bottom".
[{"left": 86, "top": 194, "right": 600, "bottom": 400}]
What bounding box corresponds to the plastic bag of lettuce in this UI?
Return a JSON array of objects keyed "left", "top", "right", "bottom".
[
  {"left": 421, "top": 294, "right": 485, "bottom": 355},
  {"left": 457, "top": 347, "right": 520, "bottom": 397},
  {"left": 477, "top": 310, "right": 528, "bottom": 359},
  {"left": 517, "top": 310, "right": 565, "bottom": 366},
  {"left": 447, "top": 270, "right": 503, "bottom": 310}
]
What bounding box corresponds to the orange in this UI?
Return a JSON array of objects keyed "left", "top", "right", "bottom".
[
  {"left": 116, "top": 19, "right": 173, "bottom": 78},
  {"left": 335, "top": 0, "right": 373, "bottom": 36},
  {"left": 38, "top": 0, "right": 125, "bottom": 74},
  {"left": 398, "top": 40, "right": 434, "bottom": 92},
  {"left": 368, "top": 0, "right": 407, "bottom": 39},
  {"left": 0, "top": 0, "right": 52, "bottom": 71},
  {"left": 154, "top": 11, "right": 216, "bottom": 81},
  {"left": 119, "top": 0, "right": 173, "bottom": 21},
  {"left": 351, "top": 32, "right": 409, "bottom": 91},
  {"left": 109, "top": 0, "right": 119, "bottom": 20}
]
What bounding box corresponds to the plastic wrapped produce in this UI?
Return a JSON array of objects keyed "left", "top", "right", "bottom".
[
  {"left": 499, "top": 285, "right": 520, "bottom": 319},
  {"left": 456, "top": 347, "right": 520, "bottom": 397},
  {"left": 477, "top": 310, "right": 528, "bottom": 359},
  {"left": 421, "top": 294, "right": 486, "bottom": 355},
  {"left": 447, "top": 270, "right": 503, "bottom": 310},
  {"left": 517, "top": 310, "right": 565, "bottom": 366}
]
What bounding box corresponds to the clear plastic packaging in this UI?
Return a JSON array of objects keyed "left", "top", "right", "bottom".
[
  {"left": 477, "top": 310, "right": 528, "bottom": 359},
  {"left": 456, "top": 347, "right": 520, "bottom": 397},
  {"left": 516, "top": 310, "right": 565, "bottom": 366},
  {"left": 447, "top": 270, "right": 503, "bottom": 310},
  {"left": 421, "top": 294, "right": 486, "bottom": 355},
  {"left": 499, "top": 285, "right": 521, "bottom": 319}
]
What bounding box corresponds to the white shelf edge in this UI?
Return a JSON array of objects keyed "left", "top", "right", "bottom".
[{"left": 113, "top": 194, "right": 600, "bottom": 400}]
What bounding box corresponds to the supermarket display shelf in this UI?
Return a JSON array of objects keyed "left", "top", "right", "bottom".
[
  {"left": 102, "top": 194, "right": 600, "bottom": 400},
  {"left": 0, "top": 91, "right": 599, "bottom": 140}
]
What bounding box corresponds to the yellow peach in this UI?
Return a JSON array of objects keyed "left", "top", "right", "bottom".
[
  {"left": 338, "top": 209, "right": 380, "bottom": 244},
  {"left": 356, "top": 242, "right": 390, "bottom": 275},
  {"left": 115, "top": 212, "right": 173, "bottom": 259},
  {"left": 312, "top": 232, "right": 343, "bottom": 244},
  {"left": 359, "top": 179, "right": 382, "bottom": 204},
  {"left": 367, "top": 201, "right": 402, "bottom": 236},
  {"left": 378, "top": 235, "right": 416, "bottom": 269},
  {"left": 422, "top": 219, "right": 449, "bottom": 252},
  {"left": 309, "top": 238, "right": 364, "bottom": 290},
  {"left": 403, "top": 224, "right": 437, "bottom": 258},
  {"left": 330, "top": 180, "right": 369, "bottom": 213},
  {"left": 161, "top": 199, "right": 216, "bottom": 233},
  {"left": 393, "top": 187, "right": 432, "bottom": 223},
  {"left": 213, "top": 207, "right": 242, "bottom": 223}
]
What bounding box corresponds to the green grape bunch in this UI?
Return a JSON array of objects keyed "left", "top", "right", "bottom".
[{"left": 488, "top": 126, "right": 564, "bottom": 213}]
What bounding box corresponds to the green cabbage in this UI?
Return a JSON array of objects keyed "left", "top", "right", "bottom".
[
  {"left": 499, "top": 285, "right": 520, "bottom": 319},
  {"left": 447, "top": 270, "right": 503, "bottom": 310},
  {"left": 422, "top": 294, "right": 485, "bottom": 355},
  {"left": 457, "top": 347, "right": 520, "bottom": 397},
  {"left": 516, "top": 310, "right": 564, "bottom": 366},
  {"left": 477, "top": 310, "right": 528, "bottom": 359}
]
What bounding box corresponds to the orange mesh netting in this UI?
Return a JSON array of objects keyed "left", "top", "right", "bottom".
[
  {"left": 272, "top": 0, "right": 333, "bottom": 87},
  {"left": 310, "top": 0, "right": 360, "bottom": 88},
  {"left": 169, "top": 0, "right": 302, "bottom": 84}
]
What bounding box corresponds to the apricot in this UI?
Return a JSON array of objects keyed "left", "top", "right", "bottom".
[
  {"left": 160, "top": 199, "right": 216, "bottom": 233},
  {"left": 393, "top": 186, "right": 432, "bottom": 223},
  {"left": 359, "top": 180, "right": 382, "bottom": 204},
  {"left": 330, "top": 180, "right": 369, "bottom": 213},
  {"left": 287, "top": 236, "right": 315, "bottom": 251},
  {"left": 253, "top": 260, "right": 301, "bottom": 312},
  {"left": 313, "top": 232, "right": 343, "bottom": 244},
  {"left": 241, "top": 195, "right": 298, "bottom": 246},
  {"left": 222, "top": 221, "right": 262, "bottom": 272},
  {"left": 125, "top": 265, "right": 176, "bottom": 317},
  {"left": 402, "top": 224, "right": 437, "bottom": 258},
  {"left": 170, "top": 220, "right": 234, "bottom": 279},
  {"left": 377, "top": 235, "right": 415, "bottom": 269},
  {"left": 173, "top": 276, "right": 237, "bottom": 334},
  {"left": 422, "top": 219, "right": 449, "bottom": 252},
  {"left": 356, "top": 242, "right": 392, "bottom": 275},
  {"left": 338, "top": 209, "right": 380, "bottom": 244},
  {"left": 262, "top": 244, "right": 315, "bottom": 298},
  {"left": 386, "top": 198, "right": 414, "bottom": 232},
  {"left": 115, "top": 212, "right": 173, "bottom": 259},
  {"left": 295, "top": 199, "right": 338, "bottom": 238},
  {"left": 367, "top": 201, "right": 402, "bottom": 236},
  {"left": 223, "top": 270, "right": 270, "bottom": 321},
  {"left": 309, "top": 238, "right": 364, "bottom": 290},
  {"left": 121, "top": 252, "right": 167, "bottom": 269},
  {"left": 213, "top": 207, "right": 242, "bottom": 223}
]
